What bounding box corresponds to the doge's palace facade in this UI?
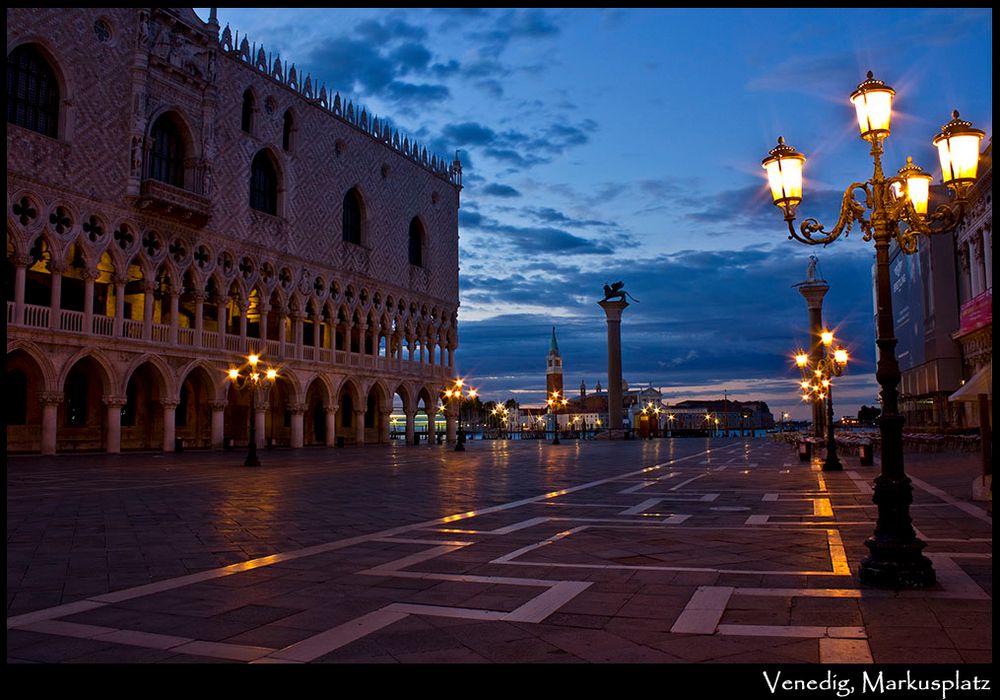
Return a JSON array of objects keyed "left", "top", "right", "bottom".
[{"left": 7, "top": 8, "right": 462, "bottom": 454}]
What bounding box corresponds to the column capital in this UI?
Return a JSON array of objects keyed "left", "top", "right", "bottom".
[
  {"left": 325, "top": 403, "right": 339, "bottom": 414},
  {"left": 16, "top": 254, "right": 35, "bottom": 268},
  {"left": 103, "top": 395, "right": 128, "bottom": 408},
  {"left": 192, "top": 290, "right": 208, "bottom": 303},
  {"left": 209, "top": 400, "right": 228, "bottom": 411},
  {"left": 160, "top": 399, "right": 181, "bottom": 409},
  {"left": 113, "top": 274, "right": 129, "bottom": 286},
  {"left": 38, "top": 391, "right": 64, "bottom": 405},
  {"left": 141, "top": 279, "right": 157, "bottom": 293},
  {"left": 597, "top": 298, "right": 629, "bottom": 321},
  {"left": 288, "top": 402, "right": 306, "bottom": 415},
  {"left": 81, "top": 268, "right": 97, "bottom": 282}
]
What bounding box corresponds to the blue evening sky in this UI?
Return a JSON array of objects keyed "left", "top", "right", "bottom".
[{"left": 196, "top": 8, "right": 992, "bottom": 420}]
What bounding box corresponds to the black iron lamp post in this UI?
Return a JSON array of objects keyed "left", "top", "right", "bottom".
[
  {"left": 227, "top": 354, "right": 278, "bottom": 467},
  {"left": 444, "top": 378, "right": 477, "bottom": 452},
  {"left": 763, "top": 71, "right": 985, "bottom": 588},
  {"left": 795, "top": 331, "right": 849, "bottom": 471}
]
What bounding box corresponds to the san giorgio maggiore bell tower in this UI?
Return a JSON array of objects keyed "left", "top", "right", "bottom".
[{"left": 546, "top": 326, "right": 564, "bottom": 397}]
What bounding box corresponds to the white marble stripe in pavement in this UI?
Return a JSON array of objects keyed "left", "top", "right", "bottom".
[
  {"left": 763, "top": 493, "right": 780, "bottom": 502},
  {"left": 366, "top": 544, "right": 467, "bottom": 573},
  {"left": 490, "top": 526, "right": 587, "bottom": 564},
  {"left": 909, "top": 475, "right": 992, "bottom": 523},
  {"left": 374, "top": 537, "right": 474, "bottom": 546},
  {"left": 264, "top": 609, "right": 410, "bottom": 663},
  {"left": 716, "top": 624, "right": 866, "bottom": 639},
  {"left": 845, "top": 470, "right": 874, "bottom": 495},
  {"left": 819, "top": 638, "right": 874, "bottom": 663},
  {"left": 620, "top": 497, "right": 663, "bottom": 515},
  {"left": 15, "top": 618, "right": 276, "bottom": 660},
  {"left": 670, "top": 586, "right": 734, "bottom": 634},
  {"left": 387, "top": 603, "right": 508, "bottom": 621},
  {"left": 6, "top": 600, "right": 105, "bottom": 629},
  {"left": 503, "top": 581, "right": 593, "bottom": 623},
  {"left": 500, "top": 560, "right": 846, "bottom": 576},
  {"left": 489, "top": 517, "right": 552, "bottom": 534},
  {"left": 745, "top": 514, "right": 770, "bottom": 525}
]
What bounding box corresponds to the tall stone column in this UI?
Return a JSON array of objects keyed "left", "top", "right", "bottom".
[
  {"left": 113, "top": 276, "right": 126, "bottom": 336},
  {"left": 381, "top": 410, "right": 392, "bottom": 443},
  {"left": 325, "top": 405, "right": 338, "bottom": 447},
  {"left": 289, "top": 403, "right": 305, "bottom": 448},
  {"left": 161, "top": 399, "right": 179, "bottom": 452},
  {"left": 259, "top": 303, "right": 270, "bottom": 343},
  {"left": 210, "top": 400, "right": 226, "bottom": 449},
  {"left": 446, "top": 412, "right": 458, "bottom": 443},
  {"left": 598, "top": 298, "right": 629, "bottom": 435},
  {"left": 426, "top": 406, "right": 437, "bottom": 445},
  {"left": 39, "top": 392, "right": 63, "bottom": 455},
  {"left": 193, "top": 291, "right": 206, "bottom": 347},
  {"left": 354, "top": 409, "right": 366, "bottom": 445},
  {"left": 292, "top": 311, "right": 305, "bottom": 360},
  {"left": 277, "top": 306, "right": 288, "bottom": 357},
  {"left": 142, "top": 279, "right": 155, "bottom": 340},
  {"left": 82, "top": 270, "right": 95, "bottom": 334},
  {"left": 797, "top": 272, "right": 829, "bottom": 439},
  {"left": 404, "top": 409, "right": 416, "bottom": 446},
  {"left": 168, "top": 289, "right": 180, "bottom": 345},
  {"left": 13, "top": 256, "right": 30, "bottom": 325},
  {"left": 254, "top": 403, "right": 266, "bottom": 449},
  {"left": 981, "top": 229, "right": 992, "bottom": 291},
  {"left": 104, "top": 396, "right": 127, "bottom": 454},
  {"left": 48, "top": 262, "right": 64, "bottom": 330}
]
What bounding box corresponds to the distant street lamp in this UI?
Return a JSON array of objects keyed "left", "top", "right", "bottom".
[
  {"left": 666, "top": 413, "right": 676, "bottom": 437},
  {"left": 795, "top": 330, "right": 849, "bottom": 471},
  {"left": 227, "top": 353, "right": 277, "bottom": 467},
  {"left": 547, "top": 389, "right": 568, "bottom": 444},
  {"left": 444, "top": 378, "right": 477, "bottom": 452},
  {"left": 762, "top": 71, "right": 984, "bottom": 587},
  {"left": 640, "top": 401, "right": 662, "bottom": 439}
]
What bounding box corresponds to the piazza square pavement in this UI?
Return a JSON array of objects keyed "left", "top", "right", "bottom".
[{"left": 6, "top": 437, "right": 991, "bottom": 669}]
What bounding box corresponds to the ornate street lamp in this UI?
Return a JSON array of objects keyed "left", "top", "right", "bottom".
[
  {"left": 547, "top": 390, "right": 568, "bottom": 444},
  {"left": 444, "top": 378, "right": 477, "bottom": 452},
  {"left": 763, "top": 71, "right": 985, "bottom": 587},
  {"left": 795, "top": 330, "right": 850, "bottom": 471},
  {"left": 227, "top": 354, "right": 278, "bottom": 467}
]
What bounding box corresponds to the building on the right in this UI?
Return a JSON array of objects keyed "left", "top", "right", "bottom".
[{"left": 884, "top": 140, "right": 991, "bottom": 430}]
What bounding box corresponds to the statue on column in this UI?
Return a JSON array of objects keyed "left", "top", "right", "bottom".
[{"left": 601, "top": 281, "right": 639, "bottom": 303}]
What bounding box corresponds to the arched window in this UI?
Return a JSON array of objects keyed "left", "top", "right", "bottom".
[
  {"left": 408, "top": 218, "right": 424, "bottom": 267},
  {"left": 241, "top": 89, "right": 254, "bottom": 133},
  {"left": 342, "top": 189, "right": 362, "bottom": 245},
  {"left": 282, "top": 110, "right": 293, "bottom": 151},
  {"left": 6, "top": 44, "right": 60, "bottom": 137},
  {"left": 147, "top": 113, "right": 185, "bottom": 188},
  {"left": 250, "top": 151, "right": 278, "bottom": 215}
]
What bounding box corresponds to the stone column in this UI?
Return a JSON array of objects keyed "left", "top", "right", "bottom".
[
  {"left": 381, "top": 409, "right": 392, "bottom": 443},
  {"left": 404, "top": 409, "right": 416, "bottom": 446},
  {"left": 238, "top": 297, "right": 249, "bottom": 340},
  {"left": 357, "top": 323, "right": 368, "bottom": 358},
  {"left": 217, "top": 297, "right": 227, "bottom": 338},
  {"left": 313, "top": 312, "right": 322, "bottom": 354},
  {"left": 598, "top": 298, "right": 629, "bottom": 434},
  {"left": 259, "top": 302, "right": 269, "bottom": 343},
  {"left": 972, "top": 235, "right": 986, "bottom": 296},
  {"left": 168, "top": 288, "right": 180, "bottom": 345},
  {"left": 446, "top": 412, "right": 458, "bottom": 443},
  {"left": 210, "top": 400, "right": 226, "bottom": 449},
  {"left": 354, "top": 409, "right": 366, "bottom": 445},
  {"left": 289, "top": 403, "right": 305, "bottom": 448},
  {"left": 13, "top": 256, "right": 30, "bottom": 325},
  {"left": 426, "top": 406, "right": 437, "bottom": 445},
  {"left": 292, "top": 311, "right": 305, "bottom": 360},
  {"left": 39, "top": 391, "right": 63, "bottom": 455},
  {"left": 254, "top": 402, "right": 267, "bottom": 449},
  {"left": 48, "top": 261, "right": 64, "bottom": 330},
  {"left": 161, "top": 399, "right": 179, "bottom": 452},
  {"left": 113, "top": 275, "right": 126, "bottom": 336},
  {"left": 82, "top": 270, "right": 95, "bottom": 334},
  {"left": 104, "top": 395, "right": 127, "bottom": 454},
  {"left": 277, "top": 306, "right": 288, "bottom": 357},
  {"left": 142, "top": 279, "right": 155, "bottom": 340},
  {"left": 325, "top": 405, "right": 338, "bottom": 447},
  {"left": 193, "top": 291, "right": 206, "bottom": 346},
  {"left": 798, "top": 278, "right": 830, "bottom": 439}
]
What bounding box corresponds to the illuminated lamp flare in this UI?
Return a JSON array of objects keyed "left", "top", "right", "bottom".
[
  {"left": 834, "top": 349, "right": 849, "bottom": 365},
  {"left": 933, "top": 111, "right": 985, "bottom": 196},
  {"left": 795, "top": 353, "right": 809, "bottom": 368},
  {"left": 248, "top": 354, "right": 259, "bottom": 367},
  {"left": 850, "top": 71, "right": 894, "bottom": 142},
  {"left": 820, "top": 331, "right": 834, "bottom": 346},
  {"left": 228, "top": 368, "right": 240, "bottom": 380},
  {"left": 897, "top": 157, "right": 932, "bottom": 216},
  {"left": 762, "top": 137, "right": 805, "bottom": 219},
  {"left": 266, "top": 368, "right": 278, "bottom": 380}
]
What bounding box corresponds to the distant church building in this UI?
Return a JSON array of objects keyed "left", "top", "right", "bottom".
[
  {"left": 7, "top": 8, "right": 462, "bottom": 454},
  {"left": 546, "top": 326, "right": 563, "bottom": 398}
]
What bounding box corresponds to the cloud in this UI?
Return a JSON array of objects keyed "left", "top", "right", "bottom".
[{"left": 481, "top": 183, "right": 522, "bottom": 198}]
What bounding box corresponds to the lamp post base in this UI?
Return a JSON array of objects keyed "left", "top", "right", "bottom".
[
  {"left": 822, "top": 454, "right": 843, "bottom": 471},
  {"left": 860, "top": 473, "right": 936, "bottom": 588},
  {"left": 860, "top": 545, "right": 936, "bottom": 588},
  {"left": 244, "top": 455, "right": 261, "bottom": 467}
]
